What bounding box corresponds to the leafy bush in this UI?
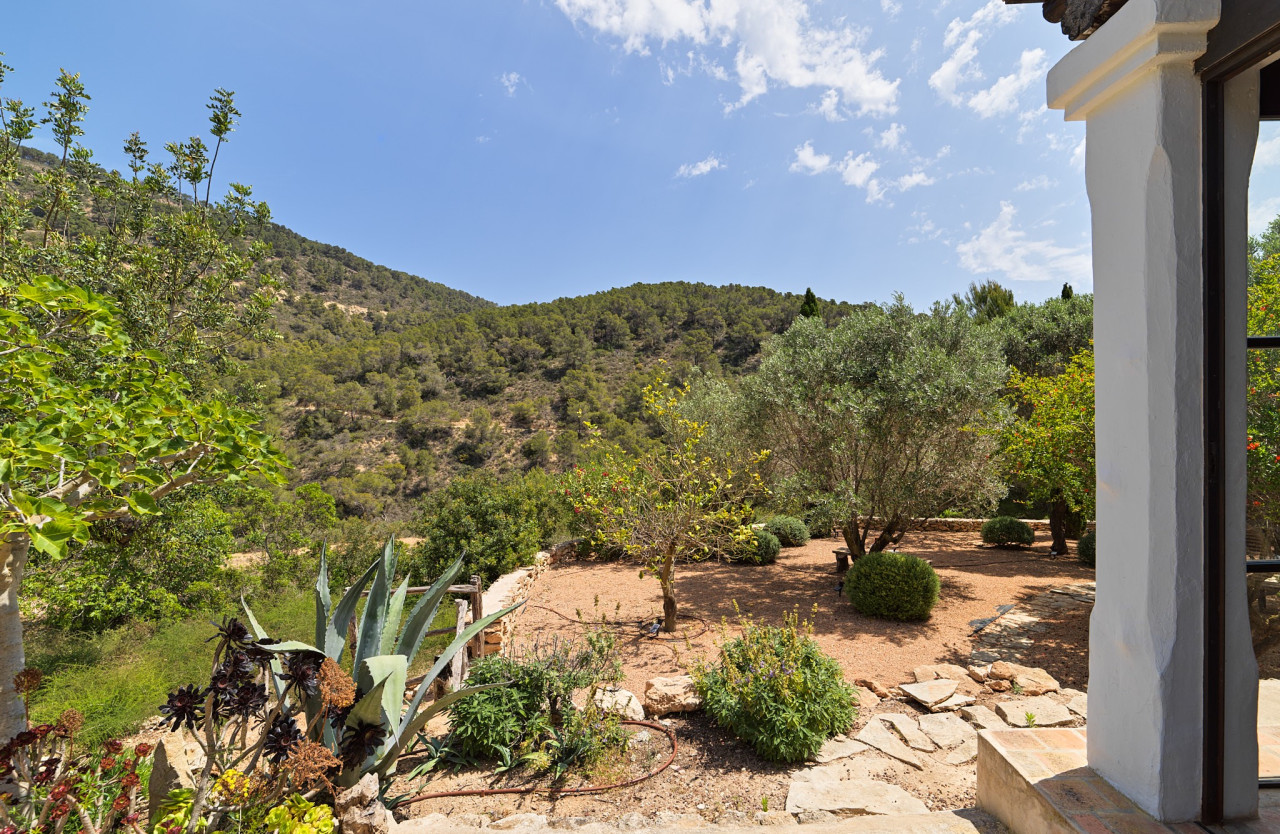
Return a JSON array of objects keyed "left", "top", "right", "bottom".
[
  {"left": 409, "top": 470, "right": 566, "bottom": 584},
  {"left": 449, "top": 631, "right": 624, "bottom": 777},
  {"left": 724, "top": 528, "right": 780, "bottom": 565},
  {"left": 844, "top": 552, "right": 940, "bottom": 621},
  {"left": 981, "top": 516, "right": 1035, "bottom": 548},
  {"left": 1078, "top": 530, "right": 1096, "bottom": 566},
  {"left": 696, "top": 610, "right": 856, "bottom": 762},
  {"left": 764, "top": 516, "right": 810, "bottom": 547},
  {"left": 265, "top": 795, "right": 335, "bottom": 834}
]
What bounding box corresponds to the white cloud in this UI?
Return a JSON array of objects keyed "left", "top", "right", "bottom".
[
  {"left": 896, "top": 170, "right": 934, "bottom": 191},
  {"left": 956, "top": 201, "right": 1092, "bottom": 286},
  {"left": 881, "top": 0, "right": 902, "bottom": 18},
  {"left": 929, "top": 0, "right": 1017, "bottom": 106},
  {"left": 838, "top": 151, "right": 879, "bottom": 188},
  {"left": 500, "top": 71, "right": 522, "bottom": 96},
  {"left": 789, "top": 141, "right": 832, "bottom": 174},
  {"left": 1071, "top": 136, "right": 1086, "bottom": 171},
  {"left": 878, "top": 122, "right": 905, "bottom": 150},
  {"left": 814, "top": 89, "right": 844, "bottom": 122},
  {"left": 554, "top": 0, "right": 900, "bottom": 116},
  {"left": 1256, "top": 134, "right": 1280, "bottom": 169},
  {"left": 1251, "top": 196, "right": 1280, "bottom": 237},
  {"left": 676, "top": 154, "right": 725, "bottom": 177},
  {"left": 967, "top": 49, "right": 1047, "bottom": 118},
  {"left": 1015, "top": 174, "right": 1056, "bottom": 192}
]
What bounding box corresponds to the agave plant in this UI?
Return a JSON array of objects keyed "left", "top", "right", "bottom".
[
  {"left": 244, "top": 536, "right": 520, "bottom": 787},
  {"left": 160, "top": 536, "right": 521, "bottom": 833}
]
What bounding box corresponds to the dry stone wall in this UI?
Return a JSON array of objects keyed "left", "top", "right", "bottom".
[{"left": 479, "top": 540, "right": 576, "bottom": 657}]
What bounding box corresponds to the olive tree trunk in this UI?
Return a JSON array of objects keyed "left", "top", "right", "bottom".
[
  {"left": 659, "top": 546, "right": 678, "bottom": 633},
  {"left": 0, "top": 534, "right": 30, "bottom": 742},
  {"left": 1048, "top": 492, "right": 1070, "bottom": 555}
]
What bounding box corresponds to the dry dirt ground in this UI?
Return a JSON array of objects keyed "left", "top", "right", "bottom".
[{"left": 393, "top": 531, "right": 1093, "bottom": 825}]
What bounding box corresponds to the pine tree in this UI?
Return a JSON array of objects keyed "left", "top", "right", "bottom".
[
  {"left": 799, "top": 287, "right": 821, "bottom": 318},
  {"left": 1061, "top": 282, "right": 1074, "bottom": 300}
]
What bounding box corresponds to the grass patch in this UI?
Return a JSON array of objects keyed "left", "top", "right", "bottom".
[{"left": 27, "top": 589, "right": 456, "bottom": 745}]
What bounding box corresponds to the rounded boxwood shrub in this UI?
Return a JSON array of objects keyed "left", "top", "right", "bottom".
[
  {"left": 696, "top": 611, "right": 857, "bottom": 762},
  {"left": 844, "top": 551, "right": 940, "bottom": 621},
  {"left": 764, "top": 515, "right": 810, "bottom": 547},
  {"left": 1078, "top": 530, "right": 1096, "bottom": 567},
  {"left": 981, "top": 516, "right": 1035, "bottom": 548}
]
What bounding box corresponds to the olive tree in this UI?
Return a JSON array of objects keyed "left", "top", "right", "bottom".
[{"left": 743, "top": 298, "right": 1008, "bottom": 556}]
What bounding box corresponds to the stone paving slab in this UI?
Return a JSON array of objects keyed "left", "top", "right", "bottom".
[
  {"left": 855, "top": 716, "right": 924, "bottom": 770},
  {"left": 877, "top": 713, "right": 936, "bottom": 752},
  {"left": 995, "top": 696, "right": 1074, "bottom": 727},
  {"left": 918, "top": 712, "right": 977, "bottom": 749}
]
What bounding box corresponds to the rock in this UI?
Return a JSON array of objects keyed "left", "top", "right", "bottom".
[
  {"left": 913, "top": 664, "right": 971, "bottom": 684},
  {"left": 854, "top": 718, "right": 923, "bottom": 770},
  {"left": 490, "top": 814, "right": 548, "bottom": 830},
  {"left": 615, "top": 813, "right": 646, "bottom": 830},
  {"left": 814, "top": 735, "right": 869, "bottom": 763},
  {"left": 929, "top": 693, "right": 975, "bottom": 713},
  {"left": 944, "top": 738, "right": 979, "bottom": 766},
  {"left": 148, "top": 733, "right": 196, "bottom": 828},
  {"left": 898, "top": 679, "right": 957, "bottom": 709},
  {"left": 652, "top": 812, "right": 703, "bottom": 828},
  {"left": 857, "top": 678, "right": 892, "bottom": 699},
  {"left": 391, "top": 815, "right": 449, "bottom": 834},
  {"left": 595, "top": 687, "right": 645, "bottom": 721},
  {"left": 987, "top": 679, "right": 1011, "bottom": 693},
  {"left": 917, "top": 713, "right": 977, "bottom": 749},
  {"left": 967, "top": 664, "right": 991, "bottom": 683},
  {"left": 876, "top": 713, "right": 935, "bottom": 752},
  {"left": 1060, "top": 688, "right": 1088, "bottom": 718},
  {"left": 785, "top": 773, "right": 929, "bottom": 816},
  {"left": 548, "top": 818, "right": 594, "bottom": 830},
  {"left": 644, "top": 676, "right": 702, "bottom": 716},
  {"left": 336, "top": 774, "right": 390, "bottom": 834},
  {"left": 453, "top": 815, "right": 491, "bottom": 829},
  {"left": 716, "top": 811, "right": 751, "bottom": 827},
  {"left": 988, "top": 662, "right": 1060, "bottom": 696},
  {"left": 797, "top": 810, "right": 839, "bottom": 825},
  {"left": 959, "top": 705, "right": 1007, "bottom": 730},
  {"left": 628, "top": 730, "right": 653, "bottom": 747},
  {"left": 855, "top": 685, "right": 881, "bottom": 710},
  {"left": 996, "top": 696, "right": 1074, "bottom": 727},
  {"left": 756, "top": 810, "right": 798, "bottom": 826}
]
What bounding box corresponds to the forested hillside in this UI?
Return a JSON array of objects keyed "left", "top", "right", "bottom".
[{"left": 236, "top": 280, "right": 864, "bottom": 520}]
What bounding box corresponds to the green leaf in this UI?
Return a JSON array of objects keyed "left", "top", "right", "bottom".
[
  {"left": 394, "top": 554, "right": 464, "bottom": 661},
  {"left": 315, "top": 544, "right": 332, "bottom": 652},
  {"left": 381, "top": 578, "right": 409, "bottom": 657}
]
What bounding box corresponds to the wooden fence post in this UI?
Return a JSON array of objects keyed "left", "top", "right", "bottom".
[
  {"left": 452, "top": 598, "right": 469, "bottom": 690},
  {"left": 469, "top": 574, "right": 484, "bottom": 657}
]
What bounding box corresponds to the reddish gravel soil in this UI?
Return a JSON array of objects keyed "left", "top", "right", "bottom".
[
  {"left": 391, "top": 531, "right": 1093, "bottom": 825},
  {"left": 510, "top": 530, "right": 1094, "bottom": 695}
]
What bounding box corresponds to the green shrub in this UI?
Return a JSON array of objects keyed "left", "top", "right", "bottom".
[
  {"left": 764, "top": 516, "right": 810, "bottom": 547},
  {"left": 449, "top": 632, "right": 624, "bottom": 776},
  {"left": 1078, "top": 530, "right": 1096, "bottom": 566},
  {"left": 981, "top": 516, "right": 1035, "bottom": 548},
  {"left": 408, "top": 469, "right": 567, "bottom": 584},
  {"left": 725, "top": 528, "right": 780, "bottom": 565},
  {"left": 844, "top": 551, "right": 940, "bottom": 621},
  {"left": 696, "top": 611, "right": 856, "bottom": 762}
]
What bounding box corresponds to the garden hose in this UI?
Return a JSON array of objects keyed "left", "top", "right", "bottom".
[{"left": 397, "top": 719, "right": 678, "bottom": 805}]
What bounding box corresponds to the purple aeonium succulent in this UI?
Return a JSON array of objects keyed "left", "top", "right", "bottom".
[
  {"left": 281, "top": 651, "right": 323, "bottom": 697},
  {"left": 159, "top": 685, "right": 205, "bottom": 732},
  {"left": 228, "top": 683, "right": 269, "bottom": 719},
  {"left": 263, "top": 715, "right": 303, "bottom": 763},
  {"left": 339, "top": 721, "right": 388, "bottom": 769},
  {"left": 208, "top": 617, "right": 253, "bottom": 648}
]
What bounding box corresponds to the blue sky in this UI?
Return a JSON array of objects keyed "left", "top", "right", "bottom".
[{"left": 4, "top": 2, "right": 1279, "bottom": 307}]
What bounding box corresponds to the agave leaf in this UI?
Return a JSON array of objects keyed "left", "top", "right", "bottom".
[
  {"left": 394, "top": 554, "right": 465, "bottom": 661},
  {"left": 355, "top": 537, "right": 394, "bottom": 668},
  {"left": 344, "top": 676, "right": 389, "bottom": 729},
  {"left": 373, "top": 681, "right": 509, "bottom": 777},
  {"left": 256, "top": 640, "right": 323, "bottom": 653},
  {"left": 356, "top": 655, "right": 408, "bottom": 731},
  {"left": 326, "top": 557, "right": 381, "bottom": 660},
  {"left": 314, "top": 544, "right": 332, "bottom": 652},
  {"left": 396, "top": 601, "right": 524, "bottom": 739},
  {"left": 380, "top": 578, "right": 409, "bottom": 658},
  {"left": 240, "top": 596, "right": 285, "bottom": 700}
]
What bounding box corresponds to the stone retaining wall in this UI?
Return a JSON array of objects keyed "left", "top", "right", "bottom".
[
  {"left": 834, "top": 518, "right": 1096, "bottom": 535},
  {"left": 478, "top": 540, "right": 575, "bottom": 657}
]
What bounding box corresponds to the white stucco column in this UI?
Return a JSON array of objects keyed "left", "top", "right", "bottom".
[{"left": 1046, "top": 0, "right": 1254, "bottom": 822}]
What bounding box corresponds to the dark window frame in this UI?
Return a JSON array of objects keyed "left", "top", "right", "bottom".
[{"left": 1200, "top": 2, "right": 1280, "bottom": 822}]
